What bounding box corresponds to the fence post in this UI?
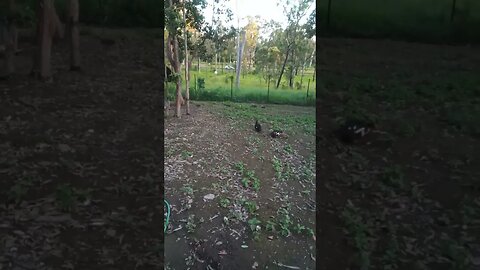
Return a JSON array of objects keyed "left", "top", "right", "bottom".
[
  {"left": 230, "top": 76, "right": 233, "bottom": 100},
  {"left": 267, "top": 75, "right": 271, "bottom": 103},
  {"left": 307, "top": 79, "right": 310, "bottom": 100}
]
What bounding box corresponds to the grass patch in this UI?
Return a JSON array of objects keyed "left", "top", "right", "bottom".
[{"left": 166, "top": 70, "right": 316, "bottom": 106}]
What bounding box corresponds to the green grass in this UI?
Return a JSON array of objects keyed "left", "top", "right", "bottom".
[
  {"left": 318, "top": 0, "right": 480, "bottom": 43},
  {"left": 166, "top": 67, "right": 316, "bottom": 106}
]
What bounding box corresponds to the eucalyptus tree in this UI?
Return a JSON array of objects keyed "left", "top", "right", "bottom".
[
  {"left": 275, "top": 0, "right": 314, "bottom": 89},
  {"left": 165, "top": 0, "right": 206, "bottom": 118}
]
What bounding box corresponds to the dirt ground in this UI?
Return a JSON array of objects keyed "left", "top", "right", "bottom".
[
  {"left": 317, "top": 38, "right": 480, "bottom": 269},
  {"left": 164, "top": 102, "right": 316, "bottom": 269},
  {"left": 0, "top": 28, "right": 163, "bottom": 269}
]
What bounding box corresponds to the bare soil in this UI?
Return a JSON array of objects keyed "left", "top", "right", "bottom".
[
  {"left": 318, "top": 38, "right": 480, "bottom": 270},
  {"left": 164, "top": 102, "right": 316, "bottom": 269},
  {"left": 0, "top": 28, "right": 163, "bottom": 269}
]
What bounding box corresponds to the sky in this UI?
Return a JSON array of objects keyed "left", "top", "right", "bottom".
[{"left": 201, "top": 0, "right": 315, "bottom": 38}]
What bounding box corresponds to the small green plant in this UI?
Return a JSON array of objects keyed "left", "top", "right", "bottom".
[
  {"left": 219, "top": 198, "right": 230, "bottom": 208},
  {"left": 284, "top": 144, "right": 294, "bottom": 154},
  {"left": 241, "top": 177, "right": 250, "bottom": 188},
  {"left": 248, "top": 217, "right": 262, "bottom": 232},
  {"left": 244, "top": 201, "right": 258, "bottom": 214},
  {"left": 305, "top": 227, "right": 314, "bottom": 237},
  {"left": 235, "top": 162, "right": 245, "bottom": 173},
  {"left": 381, "top": 165, "right": 405, "bottom": 189},
  {"left": 277, "top": 207, "right": 293, "bottom": 237},
  {"left": 266, "top": 220, "right": 277, "bottom": 232},
  {"left": 239, "top": 169, "right": 261, "bottom": 191},
  {"left": 56, "top": 184, "right": 75, "bottom": 212},
  {"left": 272, "top": 156, "right": 283, "bottom": 180},
  {"left": 341, "top": 200, "right": 372, "bottom": 270},
  {"left": 186, "top": 214, "right": 196, "bottom": 233},
  {"left": 181, "top": 185, "right": 194, "bottom": 196},
  {"left": 293, "top": 223, "right": 305, "bottom": 234},
  {"left": 181, "top": 150, "right": 193, "bottom": 159},
  {"left": 251, "top": 177, "right": 260, "bottom": 191}
]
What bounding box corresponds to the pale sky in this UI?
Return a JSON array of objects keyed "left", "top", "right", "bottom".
[{"left": 202, "top": 0, "right": 315, "bottom": 38}]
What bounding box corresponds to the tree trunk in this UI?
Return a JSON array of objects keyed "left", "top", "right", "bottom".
[
  {"left": 289, "top": 66, "right": 294, "bottom": 88},
  {"left": 235, "top": 30, "right": 246, "bottom": 89},
  {"left": 4, "top": 0, "right": 16, "bottom": 76},
  {"left": 8, "top": 0, "right": 18, "bottom": 52},
  {"left": 66, "top": 0, "right": 80, "bottom": 71},
  {"left": 183, "top": 0, "right": 190, "bottom": 115},
  {"left": 166, "top": 0, "right": 184, "bottom": 118},
  {"left": 32, "top": 0, "right": 56, "bottom": 81},
  {"left": 309, "top": 49, "right": 315, "bottom": 67},
  {"left": 276, "top": 48, "right": 289, "bottom": 89}
]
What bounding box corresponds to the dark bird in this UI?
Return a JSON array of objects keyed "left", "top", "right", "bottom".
[
  {"left": 270, "top": 130, "right": 285, "bottom": 138},
  {"left": 335, "top": 119, "right": 375, "bottom": 143},
  {"left": 255, "top": 120, "right": 262, "bottom": 132}
]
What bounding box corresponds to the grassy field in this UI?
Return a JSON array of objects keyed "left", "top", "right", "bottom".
[
  {"left": 318, "top": 38, "right": 480, "bottom": 269},
  {"left": 318, "top": 0, "right": 480, "bottom": 42},
  {"left": 166, "top": 64, "right": 316, "bottom": 106}
]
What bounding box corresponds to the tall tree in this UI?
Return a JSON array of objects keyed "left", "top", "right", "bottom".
[
  {"left": 165, "top": 0, "right": 206, "bottom": 118},
  {"left": 165, "top": 0, "right": 184, "bottom": 118},
  {"left": 235, "top": 30, "right": 246, "bottom": 89},
  {"left": 275, "top": 0, "right": 313, "bottom": 89},
  {"left": 182, "top": 0, "right": 190, "bottom": 115},
  {"left": 243, "top": 16, "right": 259, "bottom": 74}
]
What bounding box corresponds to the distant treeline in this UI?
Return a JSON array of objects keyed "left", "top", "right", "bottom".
[
  {"left": 318, "top": 0, "right": 480, "bottom": 43},
  {"left": 6, "top": 0, "right": 162, "bottom": 28}
]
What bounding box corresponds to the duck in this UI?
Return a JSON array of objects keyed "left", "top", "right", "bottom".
[
  {"left": 270, "top": 130, "right": 286, "bottom": 138},
  {"left": 335, "top": 119, "right": 375, "bottom": 143},
  {"left": 255, "top": 120, "right": 262, "bottom": 132}
]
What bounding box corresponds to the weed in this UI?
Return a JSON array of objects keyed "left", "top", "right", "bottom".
[
  {"left": 235, "top": 162, "right": 245, "bottom": 174},
  {"left": 284, "top": 144, "right": 294, "bottom": 154},
  {"left": 181, "top": 185, "right": 194, "bottom": 196},
  {"left": 277, "top": 207, "right": 293, "bottom": 237},
  {"left": 244, "top": 201, "right": 258, "bottom": 214},
  {"left": 266, "top": 220, "right": 277, "bottom": 232},
  {"left": 181, "top": 150, "right": 193, "bottom": 159},
  {"left": 186, "top": 214, "right": 196, "bottom": 233},
  {"left": 272, "top": 156, "right": 283, "bottom": 180},
  {"left": 219, "top": 198, "right": 230, "bottom": 208},
  {"left": 56, "top": 184, "right": 75, "bottom": 212},
  {"left": 381, "top": 165, "right": 405, "bottom": 190},
  {"left": 341, "top": 200, "right": 372, "bottom": 270},
  {"left": 381, "top": 223, "right": 400, "bottom": 270},
  {"left": 293, "top": 223, "right": 306, "bottom": 234},
  {"left": 248, "top": 217, "right": 262, "bottom": 232}
]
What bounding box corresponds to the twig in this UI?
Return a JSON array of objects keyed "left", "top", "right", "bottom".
[{"left": 273, "top": 261, "right": 301, "bottom": 269}]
